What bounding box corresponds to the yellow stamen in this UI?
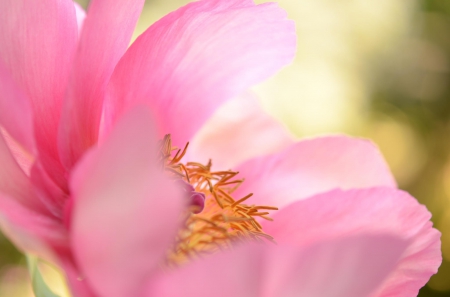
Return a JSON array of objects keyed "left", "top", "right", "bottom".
[{"left": 159, "top": 135, "right": 278, "bottom": 266}]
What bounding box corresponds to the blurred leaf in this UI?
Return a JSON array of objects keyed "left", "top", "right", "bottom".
[{"left": 26, "top": 255, "right": 60, "bottom": 297}]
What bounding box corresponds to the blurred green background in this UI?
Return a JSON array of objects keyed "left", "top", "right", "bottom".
[{"left": 1, "top": 0, "right": 450, "bottom": 296}]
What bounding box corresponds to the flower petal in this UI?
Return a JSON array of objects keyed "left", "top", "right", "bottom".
[
  {"left": 105, "top": 0, "right": 296, "bottom": 147},
  {"left": 187, "top": 93, "right": 294, "bottom": 170},
  {"left": 59, "top": 0, "right": 145, "bottom": 169},
  {"left": 61, "top": 257, "right": 98, "bottom": 297},
  {"left": 0, "top": 133, "right": 67, "bottom": 262},
  {"left": 0, "top": 132, "right": 43, "bottom": 212},
  {"left": 70, "top": 106, "right": 185, "bottom": 297},
  {"left": 0, "top": 62, "right": 35, "bottom": 174},
  {"left": 0, "top": 130, "right": 34, "bottom": 176},
  {"left": 74, "top": 2, "right": 86, "bottom": 34},
  {"left": 0, "top": 0, "right": 78, "bottom": 187},
  {"left": 0, "top": 62, "right": 35, "bottom": 156},
  {"left": 147, "top": 235, "right": 408, "bottom": 297},
  {"left": 234, "top": 136, "right": 396, "bottom": 208},
  {"left": 29, "top": 161, "right": 68, "bottom": 219},
  {"left": 0, "top": 192, "right": 68, "bottom": 265},
  {"left": 262, "top": 187, "right": 441, "bottom": 297}
]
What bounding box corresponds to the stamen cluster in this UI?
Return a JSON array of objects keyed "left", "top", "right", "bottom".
[{"left": 158, "top": 135, "right": 278, "bottom": 265}]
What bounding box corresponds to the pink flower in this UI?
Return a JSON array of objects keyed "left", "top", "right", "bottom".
[{"left": 0, "top": 1, "right": 441, "bottom": 297}]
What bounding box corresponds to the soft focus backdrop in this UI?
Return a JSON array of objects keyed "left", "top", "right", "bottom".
[{"left": 1, "top": 0, "right": 450, "bottom": 296}]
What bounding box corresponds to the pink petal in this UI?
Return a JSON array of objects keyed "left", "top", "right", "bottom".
[
  {"left": 0, "top": 62, "right": 35, "bottom": 156},
  {"left": 74, "top": 2, "right": 86, "bottom": 35},
  {"left": 262, "top": 187, "right": 442, "bottom": 297},
  {"left": 187, "top": 93, "right": 294, "bottom": 170},
  {"left": 0, "top": 60, "right": 34, "bottom": 175},
  {"left": 29, "top": 161, "right": 68, "bottom": 219},
  {"left": 59, "top": 0, "right": 145, "bottom": 169},
  {"left": 234, "top": 136, "right": 397, "bottom": 208},
  {"left": 0, "top": 131, "right": 43, "bottom": 212},
  {"left": 0, "top": 130, "right": 34, "bottom": 176},
  {"left": 0, "top": 0, "right": 78, "bottom": 188},
  {"left": 147, "top": 235, "right": 408, "bottom": 297},
  {"left": 70, "top": 106, "right": 185, "bottom": 297},
  {"left": 104, "top": 0, "right": 296, "bottom": 148},
  {"left": 61, "top": 257, "right": 98, "bottom": 297},
  {"left": 0, "top": 133, "right": 67, "bottom": 261},
  {"left": 0, "top": 193, "right": 68, "bottom": 264}
]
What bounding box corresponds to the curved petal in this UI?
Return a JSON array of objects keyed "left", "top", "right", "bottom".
[
  {"left": 61, "top": 257, "right": 98, "bottom": 297},
  {"left": 187, "top": 93, "right": 294, "bottom": 170},
  {"left": 29, "top": 161, "right": 68, "bottom": 219},
  {"left": 234, "top": 136, "right": 397, "bottom": 208},
  {"left": 0, "top": 0, "right": 78, "bottom": 188},
  {"left": 147, "top": 235, "right": 408, "bottom": 297},
  {"left": 262, "top": 187, "right": 442, "bottom": 297},
  {"left": 105, "top": 0, "right": 296, "bottom": 147},
  {"left": 74, "top": 2, "right": 86, "bottom": 35},
  {"left": 0, "top": 133, "right": 66, "bottom": 262},
  {"left": 0, "top": 132, "right": 43, "bottom": 212},
  {"left": 59, "top": 0, "right": 145, "bottom": 169},
  {"left": 0, "top": 62, "right": 35, "bottom": 155},
  {"left": 70, "top": 106, "right": 185, "bottom": 297},
  {"left": 0, "top": 193, "right": 68, "bottom": 264},
  {"left": 0, "top": 130, "right": 34, "bottom": 176}
]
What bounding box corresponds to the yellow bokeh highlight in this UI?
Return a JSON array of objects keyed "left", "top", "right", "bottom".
[{"left": 364, "top": 117, "right": 427, "bottom": 187}]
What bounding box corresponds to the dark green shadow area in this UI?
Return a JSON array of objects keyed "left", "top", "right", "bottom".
[
  {"left": 0, "top": 231, "right": 24, "bottom": 268},
  {"left": 421, "top": 286, "right": 450, "bottom": 297}
]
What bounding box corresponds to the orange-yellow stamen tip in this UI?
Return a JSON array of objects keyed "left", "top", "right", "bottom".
[{"left": 159, "top": 134, "right": 278, "bottom": 265}]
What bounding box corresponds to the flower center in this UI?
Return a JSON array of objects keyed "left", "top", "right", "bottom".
[{"left": 159, "top": 135, "right": 278, "bottom": 266}]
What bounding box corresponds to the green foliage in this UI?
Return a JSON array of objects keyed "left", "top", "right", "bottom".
[{"left": 26, "top": 256, "right": 60, "bottom": 297}]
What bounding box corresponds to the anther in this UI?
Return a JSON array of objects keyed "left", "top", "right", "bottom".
[
  {"left": 176, "top": 179, "right": 205, "bottom": 214},
  {"left": 160, "top": 134, "right": 278, "bottom": 265}
]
